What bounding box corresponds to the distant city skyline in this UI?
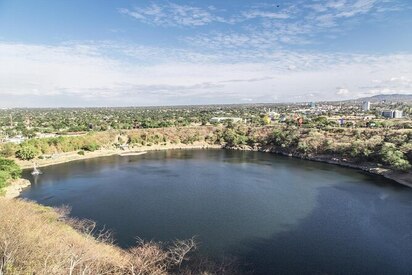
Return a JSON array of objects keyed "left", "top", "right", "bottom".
[{"left": 1, "top": 0, "right": 412, "bottom": 107}]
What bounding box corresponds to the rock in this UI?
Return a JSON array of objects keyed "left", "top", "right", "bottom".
[{"left": 4, "top": 179, "right": 31, "bottom": 199}]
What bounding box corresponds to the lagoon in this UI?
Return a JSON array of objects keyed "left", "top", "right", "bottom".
[{"left": 21, "top": 149, "right": 412, "bottom": 274}]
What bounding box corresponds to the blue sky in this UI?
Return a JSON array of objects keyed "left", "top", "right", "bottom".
[{"left": 0, "top": 0, "right": 411, "bottom": 107}]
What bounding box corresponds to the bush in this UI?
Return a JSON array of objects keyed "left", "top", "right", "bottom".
[
  {"left": 0, "top": 158, "right": 21, "bottom": 190},
  {"left": 0, "top": 171, "right": 11, "bottom": 189},
  {"left": 0, "top": 158, "right": 21, "bottom": 179},
  {"left": 266, "top": 128, "right": 299, "bottom": 148},
  {"left": 81, "top": 142, "right": 100, "bottom": 152},
  {"left": 77, "top": 150, "right": 85, "bottom": 155},
  {"left": 380, "top": 143, "right": 411, "bottom": 171},
  {"left": 0, "top": 143, "right": 18, "bottom": 158},
  {"left": 16, "top": 144, "right": 39, "bottom": 160},
  {"left": 222, "top": 128, "right": 248, "bottom": 147},
  {"left": 349, "top": 141, "right": 372, "bottom": 159}
]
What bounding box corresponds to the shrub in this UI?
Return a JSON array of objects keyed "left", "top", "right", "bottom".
[
  {"left": 349, "top": 141, "right": 372, "bottom": 159},
  {"left": 78, "top": 150, "right": 85, "bottom": 155},
  {"left": 0, "top": 158, "right": 21, "bottom": 179},
  {"left": 297, "top": 141, "right": 309, "bottom": 154},
  {"left": 81, "top": 142, "right": 100, "bottom": 152},
  {"left": 380, "top": 143, "right": 411, "bottom": 171},
  {"left": 0, "top": 158, "right": 21, "bottom": 190},
  {"left": 0, "top": 143, "right": 18, "bottom": 158},
  {"left": 266, "top": 128, "right": 299, "bottom": 148},
  {"left": 0, "top": 171, "right": 11, "bottom": 189},
  {"left": 222, "top": 128, "right": 248, "bottom": 147},
  {"left": 15, "top": 144, "right": 39, "bottom": 160}
]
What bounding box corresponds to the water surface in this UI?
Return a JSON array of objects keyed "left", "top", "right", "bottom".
[{"left": 21, "top": 150, "right": 412, "bottom": 274}]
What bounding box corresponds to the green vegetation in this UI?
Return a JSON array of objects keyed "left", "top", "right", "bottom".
[
  {"left": 0, "top": 101, "right": 410, "bottom": 174},
  {"left": 216, "top": 125, "right": 412, "bottom": 172},
  {"left": 81, "top": 142, "right": 100, "bottom": 152},
  {"left": 0, "top": 158, "right": 21, "bottom": 191},
  {"left": 15, "top": 144, "right": 38, "bottom": 160},
  {"left": 1, "top": 124, "right": 411, "bottom": 172},
  {"left": 380, "top": 143, "right": 411, "bottom": 171},
  {"left": 0, "top": 132, "right": 117, "bottom": 160},
  {"left": 271, "top": 127, "right": 411, "bottom": 171},
  {"left": 1, "top": 100, "right": 411, "bottom": 140},
  {"left": 0, "top": 143, "right": 17, "bottom": 158}
]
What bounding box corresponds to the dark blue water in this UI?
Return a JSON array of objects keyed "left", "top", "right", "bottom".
[{"left": 21, "top": 150, "right": 412, "bottom": 274}]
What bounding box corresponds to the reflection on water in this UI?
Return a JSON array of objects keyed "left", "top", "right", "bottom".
[{"left": 21, "top": 149, "right": 412, "bottom": 274}]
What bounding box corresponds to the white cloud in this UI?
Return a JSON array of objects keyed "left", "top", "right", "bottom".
[
  {"left": 358, "top": 75, "right": 412, "bottom": 96},
  {"left": 241, "top": 10, "right": 290, "bottom": 20},
  {"left": 336, "top": 0, "right": 377, "bottom": 17},
  {"left": 336, "top": 88, "right": 350, "bottom": 95},
  {"left": 1, "top": 42, "right": 412, "bottom": 107},
  {"left": 118, "top": 0, "right": 402, "bottom": 53},
  {"left": 119, "top": 3, "right": 225, "bottom": 27},
  {"left": 308, "top": 0, "right": 379, "bottom": 17},
  {"left": 182, "top": 0, "right": 402, "bottom": 51},
  {"left": 119, "top": 2, "right": 293, "bottom": 27}
]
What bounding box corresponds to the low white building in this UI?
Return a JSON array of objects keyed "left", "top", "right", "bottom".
[
  {"left": 210, "top": 117, "right": 242, "bottom": 123},
  {"left": 37, "top": 133, "right": 57, "bottom": 138},
  {"left": 5, "top": 135, "right": 25, "bottom": 144}
]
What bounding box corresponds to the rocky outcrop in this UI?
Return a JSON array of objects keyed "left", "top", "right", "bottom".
[{"left": 3, "top": 179, "right": 31, "bottom": 199}]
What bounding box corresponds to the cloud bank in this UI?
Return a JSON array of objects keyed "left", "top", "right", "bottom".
[
  {"left": 0, "top": 0, "right": 410, "bottom": 107},
  {"left": 1, "top": 41, "right": 411, "bottom": 107}
]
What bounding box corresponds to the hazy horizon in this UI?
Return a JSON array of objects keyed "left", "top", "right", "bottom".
[
  {"left": 1, "top": 0, "right": 412, "bottom": 107},
  {"left": 2, "top": 93, "right": 412, "bottom": 109}
]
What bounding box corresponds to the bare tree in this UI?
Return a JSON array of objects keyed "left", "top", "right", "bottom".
[{"left": 167, "top": 238, "right": 197, "bottom": 268}]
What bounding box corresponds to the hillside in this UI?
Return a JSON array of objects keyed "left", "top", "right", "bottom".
[
  {"left": 0, "top": 198, "right": 232, "bottom": 274},
  {"left": 353, "top": 94, "right": 412, "bottom": 103}
]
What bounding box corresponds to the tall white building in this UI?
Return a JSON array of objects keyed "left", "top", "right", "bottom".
[{"left": 362, "top": 101, "right": 370, "bottom": 111}]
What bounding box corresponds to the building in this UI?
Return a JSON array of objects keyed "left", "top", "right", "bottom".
[
  {"left": 5, "top": 135, "right": 25, "bottom": 144},
  {"left": 267, "top": 111, "right": 279, "bottom": 121},
  {"left": 338, "top": 118, "right": 345, "bottom": 127},
  {"left": 362, "top": 101, "right": 370, "bottom": 111},
  {"left": 381, "top": 110, "right": 392, "bottom": 118},
  {"left": 381, "top": 110, "right": 403, "bottom": 119},
  {"left": 393, "top": 110, "right": 403, "bottom": 118},
  {"left": 37, "top": 133, "right": 57, "bottom": 138},
  {"left": 279, "top": 114, "right": 287, "bottom": 122},
  {"left": 210, "top": 117, "right": 242, "bottom": 123}
]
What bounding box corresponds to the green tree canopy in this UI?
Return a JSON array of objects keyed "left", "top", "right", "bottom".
[{"left": 16, "top": 144, "right": 39, "bottom": 160}]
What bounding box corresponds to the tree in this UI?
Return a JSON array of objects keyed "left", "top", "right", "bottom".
[
  {"left": 0, "top": 158, "right": 21, "bottom": 189},
  {"left": 222, "top": 128, "right": 248, "bottom": 147},
  {"left": 380, "top": 143, "right": 411, "bottom": 171},
  {"left": 16, "top": 144, "right": 38, "bottom": 160},
  {"left": 0, "top": 143, "right": 18, "bottom": 158},
  {"left": 81, "top": 142, "right": 100, "bottom": 152},
  {"left": 0, "top": 158, "right": 21, "bottom": 179},
  {"left": 261, "top": 115, "right": 271, "bottom": 125}
]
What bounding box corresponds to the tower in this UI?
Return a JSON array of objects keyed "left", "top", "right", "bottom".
[{"left": 362, "top": 101, "right": 370, "bottom": 111}]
